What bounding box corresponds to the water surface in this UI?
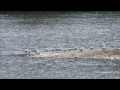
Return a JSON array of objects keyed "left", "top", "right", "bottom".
[{"left": 0, "top": 11, "right": 120, "bottom": 79}]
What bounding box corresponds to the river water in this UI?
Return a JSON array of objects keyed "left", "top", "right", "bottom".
[{"left": 0, "top": 11, "right": 120, "bottom": 79}]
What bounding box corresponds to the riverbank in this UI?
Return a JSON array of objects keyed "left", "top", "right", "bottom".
[{"left": 30, "top": 49, "right": 120, "bottom": 60}]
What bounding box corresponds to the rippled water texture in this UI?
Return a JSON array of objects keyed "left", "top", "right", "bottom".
[{"left": 0, "top": 11, "right": 120, "bottom": 79}]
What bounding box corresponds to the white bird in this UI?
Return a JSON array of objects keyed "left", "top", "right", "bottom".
[
  {"left": 89, "top": 47, "right": 94, "bottom": 50},
  {"left": 33, "top": 49, "right": 40, "bottom": 55},
  {"left": 102, "top": 47, "right": 106, "bottom": 51},
  {"left": 102, "top": 43, "right": 107, "bottom": 51},
  {"left": 80, "top": 47, "right": 84, "bottom": 52},
  {"left": 24, "top": 49, "right": 31, "bottom": 56},
  {"left": 73, "top": 48, "right": 77, "bottom": 50},
  {"left": 67, "top": 48, "right": 72, "bottom": 51},
  {"left": 115, "top": 48, "right": 120, "bottom": 50}
]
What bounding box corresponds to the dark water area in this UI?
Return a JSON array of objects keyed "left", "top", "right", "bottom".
[{"left": 0, "top": 11, "right": 120, "bottom": 79}]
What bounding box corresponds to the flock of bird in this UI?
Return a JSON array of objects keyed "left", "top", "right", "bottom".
[
  {"left": 24, "top": 46, "right": 110, "bottom": 56},
  {"left": 24, "top": 49, "right": 40, "bottom": 56}
]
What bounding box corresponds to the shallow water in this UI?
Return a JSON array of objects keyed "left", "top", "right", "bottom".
[{"left": 0, "top": 11, "right": 120, "bottom": 79}]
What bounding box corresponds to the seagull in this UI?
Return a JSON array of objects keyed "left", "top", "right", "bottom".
[
  {"left": 56, "top": 48, "right": 61, "bottom": 51},
  {"left": 67, "top": 48, "right": 72, "bottom": 51},
  {"left": 102, "top": 46, "right": 106, "bottom": 51},
  {"left": 24, "top": 49, "right": 31, "bottom": 56},
  {"left": 73, "top": 48, "right": 77, "bottom": 50},
  {"left": 33, "top": 49, "right": 40, "bottom": 55},
  {"left": 89, "top": 47, "right": 94, "bottom": 50},
  {"left": 102, "top": 43, "right": 107, "bottom": 51},
  {"left": 80, "top": 47, "right": 84, "bottom": 52},
  {"left": 115, "top": 48, "right": 120, "bottom": 50}
]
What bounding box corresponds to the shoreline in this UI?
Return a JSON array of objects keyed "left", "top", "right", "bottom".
[{"left": 29, "top": 49, "right": 120, "bottom": 60}]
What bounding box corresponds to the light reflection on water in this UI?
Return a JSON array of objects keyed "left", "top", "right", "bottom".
[{"left": 0, "top": 11, "right": 120, "bottom": 79}]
